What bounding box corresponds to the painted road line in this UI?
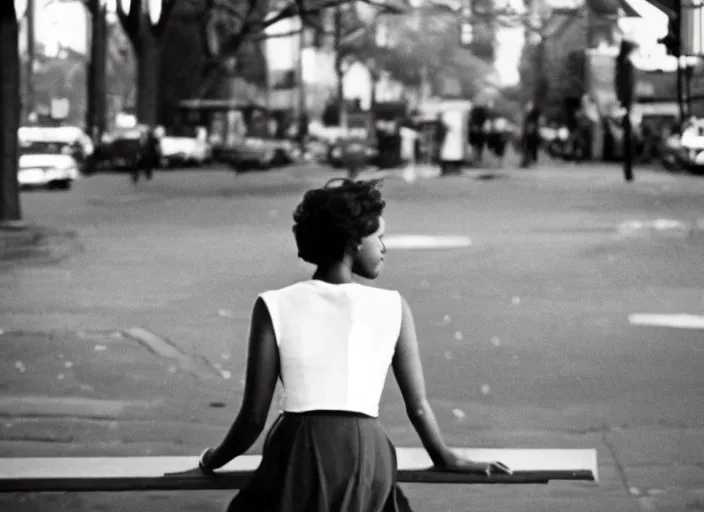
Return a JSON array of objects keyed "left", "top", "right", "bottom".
[
  {"left": 617, "top": 219, "right": 690, "bottom": 234},
  {"left": 384, "top": 235, "right": 472, "bottom": 250},
  {"left": 628, "top": 314, "right": 704, "bottom": 330}
]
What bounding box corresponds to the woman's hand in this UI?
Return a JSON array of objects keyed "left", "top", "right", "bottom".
[
  {"left": 198, "top": 447, "right": 217, "bottom": 474},
  {"left": 435, "top": 452, "right": 513, "bottom": 476}
]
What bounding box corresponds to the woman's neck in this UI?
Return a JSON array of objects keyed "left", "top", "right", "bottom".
[{"left": 312, "top": 263, "right": 354, "bottom": 285}]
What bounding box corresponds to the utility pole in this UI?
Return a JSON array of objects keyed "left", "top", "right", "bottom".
[
  {"left": 529, "top": 0, "right": 546, "bottom": 118},
  {"left": 659, "top": 5, "right": 684, "bottom": 130},
  {"left": 368, "top": 16, "right": 381, "bottom": 145},
  {"left": 297, "top": 17, "right": 307, "bottom": 152},
  {"left": 334, "top": 4, "right": 347, "bottom": 131},
  {"left": 25, "top": 0, "right": 35, "bottom": 121},
  {"left": 1, "top": 0, "right": 23, "bottom": 223},
  {"left": 676, "top": 0, "right": 684, "bottom": 127},
  {"left": 87, "top": 0, "right": 108, "bottom": 144}
]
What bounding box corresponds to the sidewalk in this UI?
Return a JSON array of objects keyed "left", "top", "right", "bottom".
[
  {"left": 0, "top": 224, "right": 80, "bottom": 264},
  {"left": 2, "top": 330, "right": 704, "bottom": 512}
]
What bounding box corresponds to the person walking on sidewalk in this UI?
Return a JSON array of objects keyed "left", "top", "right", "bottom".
[{"left": 199, "top": 178, "right": 511, "bottom": 511}]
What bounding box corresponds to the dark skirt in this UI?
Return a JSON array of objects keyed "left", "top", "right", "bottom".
[{"left": 227, "top": 410, "right": 413, "bottom": 512}]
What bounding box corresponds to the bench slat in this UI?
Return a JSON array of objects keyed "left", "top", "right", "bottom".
[{"left": 0, "top": 448, "right": 597, "bottom": 493}]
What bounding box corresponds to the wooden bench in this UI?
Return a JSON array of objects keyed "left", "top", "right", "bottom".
[{"left": 0, "top": 448, "right": 598, "bottom": 493}]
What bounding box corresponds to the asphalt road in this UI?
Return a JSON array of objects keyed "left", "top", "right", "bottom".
[{"left": 1, "top": 163, "right": 704, "bottom": 511}]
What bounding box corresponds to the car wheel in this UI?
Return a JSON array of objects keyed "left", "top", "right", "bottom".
[{"left": 53, "top": 180, "right": 72, "bottom": 191}]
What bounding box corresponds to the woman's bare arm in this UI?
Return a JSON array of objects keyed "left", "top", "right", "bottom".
[
  {"left": 206, "top": 297, "right": 280, "bottom": 470},
  {"left": 392, "top": 295, "right": 509, "bottom": 474},
  {"left": 392, "top": 296, "right": 455, "bottom": 466}
]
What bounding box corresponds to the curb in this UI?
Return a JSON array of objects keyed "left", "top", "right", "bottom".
[{"left": 0, "top": 225, "right": 81, "bottom": 265}]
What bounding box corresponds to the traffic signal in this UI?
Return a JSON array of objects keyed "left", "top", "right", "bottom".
[
  {"left": 657, "top": 33, "right": 679, "bottom": 55},
  {"left": 657, "top": 18, "right": 680, "bottom": 56}
]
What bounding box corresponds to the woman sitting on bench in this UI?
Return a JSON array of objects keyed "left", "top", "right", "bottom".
[{"left": 199, "top": 178, "right": 511, "bottom": 511}]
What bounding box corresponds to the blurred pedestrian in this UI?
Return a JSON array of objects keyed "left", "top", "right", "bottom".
[
  {"left": 487, "top": 117, "right": 508, "bottom": 164},
  {"left": 130, "top": 125, "right": 160, "bottom": 184},
  {"left": 520, "top": 102, "right": 540, "bottom": 168},
  {"left": 468, "top": 104, "right": 489, "bottom": 164},
  {"left": 198, "top": 178, "right": 511, "bottom": 511},
  {"left": 433, "top": 112, "right": 448, "bottom": 170}
]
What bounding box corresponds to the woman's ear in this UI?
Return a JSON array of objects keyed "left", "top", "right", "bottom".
[{"left": 345, "top": 241, "right": 361, "bottom": 255}]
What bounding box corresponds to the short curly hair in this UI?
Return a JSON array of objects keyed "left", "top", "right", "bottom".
[{"left": 293, "top": 178, "right": 386, "bottom": 266}]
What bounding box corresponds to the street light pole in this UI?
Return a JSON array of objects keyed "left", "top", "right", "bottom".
[
  {"left": 334, "top": 4, "right": 347, "bottom": 131},
  {"left": 25, "top": 0, "right": 35, "bottom": 121},
  {"left": 1, "top": 1, "right": 26, "bottom": 224},
  {"left": 297, "top": 18, "right": 307, "bottom": 152},
  {"left": 87, "top": 0, "right": 108, "bottom": 144},
  {"left": 675, "top": 0, "right": 684, "bottom": 126}
]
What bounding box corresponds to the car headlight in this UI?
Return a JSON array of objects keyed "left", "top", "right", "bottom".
[{"left": 694, "top": 151, "right": 704, "bottom": 165}]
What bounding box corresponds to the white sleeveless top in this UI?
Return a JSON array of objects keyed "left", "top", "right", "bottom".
[{"left": 259, "top": 280, "right": 403, "bottom": 417}]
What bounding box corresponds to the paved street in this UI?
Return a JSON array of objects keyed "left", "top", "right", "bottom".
[{"left": 1, "top": 163, "right": 704, "bottom": 511}]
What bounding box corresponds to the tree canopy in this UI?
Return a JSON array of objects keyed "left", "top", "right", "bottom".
[{"left": 340, "top": 7, "right": 495, "bottom": 98}]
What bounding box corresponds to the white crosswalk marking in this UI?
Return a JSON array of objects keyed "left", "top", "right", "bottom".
[{"left": 628, "top": 314, "right": 704, "bottom": 330}]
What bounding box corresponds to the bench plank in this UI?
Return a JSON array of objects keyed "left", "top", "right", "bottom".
[{"left": 0, "top": 448, "right": 597, "bottom": 493}]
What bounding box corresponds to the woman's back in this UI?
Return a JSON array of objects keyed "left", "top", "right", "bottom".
[{"left": 260, "top": 280, "right": 402, "bottom": 417}]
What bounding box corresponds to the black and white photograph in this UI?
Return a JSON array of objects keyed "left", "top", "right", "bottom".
[{"left": 1, "top": 0, "right": 703, "bottom": 510}]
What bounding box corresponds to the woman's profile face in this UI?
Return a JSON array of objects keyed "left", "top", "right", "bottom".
[{"left": 352, "top": 217, "right": 386, "bottom": 280}]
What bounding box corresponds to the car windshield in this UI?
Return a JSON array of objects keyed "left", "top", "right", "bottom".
[{"left": 19, "top": 140, "right": 72, "bottom": 156}]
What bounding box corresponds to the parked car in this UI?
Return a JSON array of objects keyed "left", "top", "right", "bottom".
[
  {"left": 270, "top": 138, "right": 297, "bottom": 166},
  {"left": 661, "top": 119, "right": 704, "bottom": 174},
  {"left": 93, "top": 125, "right": 155, "bottom": 171},
  {"left": 326, "top": 137, "right": 378, "bottom": 169},
  {"left": 18, "top": 138, "right": 80, "bottom": 190},
  {"left": 159, "top": 127, "right": 212, "bottom": 168},
  {"left": 226, "top": 137, "right": 276, "bottom": 171},
  {"left": 19, "top": 125, "right": 93, "bottom": 174}
]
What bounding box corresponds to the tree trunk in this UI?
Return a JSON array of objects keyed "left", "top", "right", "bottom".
[
  {"left": 87, "top": 2, "right": 108, "bottom": 143},
  {"left": 136, "top": 23, "right": 161, "bottom": 126},
  {"left": 0, "top": 3, "right": 22, "bottom": 223}
]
